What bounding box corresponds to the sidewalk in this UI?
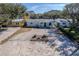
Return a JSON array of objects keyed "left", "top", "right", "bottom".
[{"left": 0, "top": 27, "right": 20, "bottom": 44}]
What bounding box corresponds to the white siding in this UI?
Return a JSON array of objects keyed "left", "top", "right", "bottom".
[
  {"left": 26, "top": 19, "right": 54, "bottom": 28},
  {"left": 39, "top": 22, "right": 45, "bottom": 27},
  {"left": 26, "top": 22, "right": 37, "bottom": 27}
]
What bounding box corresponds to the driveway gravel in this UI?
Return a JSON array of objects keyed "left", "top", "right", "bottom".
[
  {"left": 0, "top": 28, "right": 77, "bottom": 56},
  {"left": 0, "top": 28, "right": 59, "bottom": 56}
]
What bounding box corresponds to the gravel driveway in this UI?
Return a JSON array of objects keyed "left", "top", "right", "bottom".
[
  {"left": 0, "top": 28, "right": 77, "bottom": 56},
  {"left": 0, "top": 28, "right": 59, "bottom": 56}
]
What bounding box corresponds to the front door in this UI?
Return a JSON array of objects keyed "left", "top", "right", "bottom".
[{"left": 44, "top": 22, "right": 46, "bottom": 28}]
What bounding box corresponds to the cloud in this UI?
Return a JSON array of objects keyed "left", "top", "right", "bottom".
[
  {"left": 29, "top": 5, "right": 39, "bottom": 10},
  {"left": 27, "top": 4, "right": 66, "bottom": 13}
]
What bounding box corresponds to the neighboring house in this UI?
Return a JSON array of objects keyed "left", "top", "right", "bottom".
[
  {"left": 8, "top": 19, "right": 25, "bottom": 27},
  {"left": 8, "top": 14, "right": 29, "bottom": 27},
  {"left": 25, "top": 19, "right": 54, "bottom": 28}
]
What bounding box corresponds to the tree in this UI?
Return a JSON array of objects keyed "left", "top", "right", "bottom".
[
  {"left": 43, "top": 10, "right": 61, "bottom": 19},
  {"left": 0, "top": 3, "right": 27, "bottom": 27},
  {"left": 0, "top": 3, "right": 27, "bottom": 19},
  {"left": 63, "top": 3, "right": 79, "bottom": 28}
]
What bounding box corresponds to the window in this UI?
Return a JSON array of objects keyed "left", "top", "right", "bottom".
[
  {"left": 49, "top": 22, "right": 52, "bottom": 26},
  {"left": 30, "top": 22, "right": 33, "bottom": 24},
  {"left": 16, "top": 22, "right": 19, "bottom": 25},
  {"left": 40, "top": 22, "right": 43, "bottom": 24}
]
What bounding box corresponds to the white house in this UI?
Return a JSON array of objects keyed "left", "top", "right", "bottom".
[
  {"left": 24, "top": 19, "right": 71, "bottom": 28},
  {"left": 25, "top": 19, "right": 54, "bottom": 28},
  {"left": 55, "top": 19, "right": 71, "bottom": 27}
]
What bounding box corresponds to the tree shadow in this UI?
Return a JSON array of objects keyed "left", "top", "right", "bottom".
[{"left": 48, "top": 28, "right": 78, "bottom": 56}]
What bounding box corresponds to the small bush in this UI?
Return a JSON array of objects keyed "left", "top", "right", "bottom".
[
  {"left": 63, "top": 28, "right": 70, "bottom": 32},
  {"left": 70, "top": 31, "right": 76, "bottom": 34}
]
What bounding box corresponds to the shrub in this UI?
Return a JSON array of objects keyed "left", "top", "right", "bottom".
[
  {"left": 70, "top": 31, "right": 76, "bottom": 34},
  {"left": 74, "top": 35, "right": 79, "bottom": 40},
  {"left": 63, "top": 28, "right": 70, "bottom": 32}
]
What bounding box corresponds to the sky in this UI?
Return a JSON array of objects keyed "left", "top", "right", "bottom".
[{"left": 22, "top": 3, "right": 67, "bottom": 14}]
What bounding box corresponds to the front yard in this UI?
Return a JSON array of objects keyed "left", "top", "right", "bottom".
[{"left": 0, "top": 27, "right": 78, "bottom": 56}]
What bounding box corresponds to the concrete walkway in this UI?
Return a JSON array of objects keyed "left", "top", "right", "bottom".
[{"left": 0, "top": 27, "right": 20, "bottom": 44}]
